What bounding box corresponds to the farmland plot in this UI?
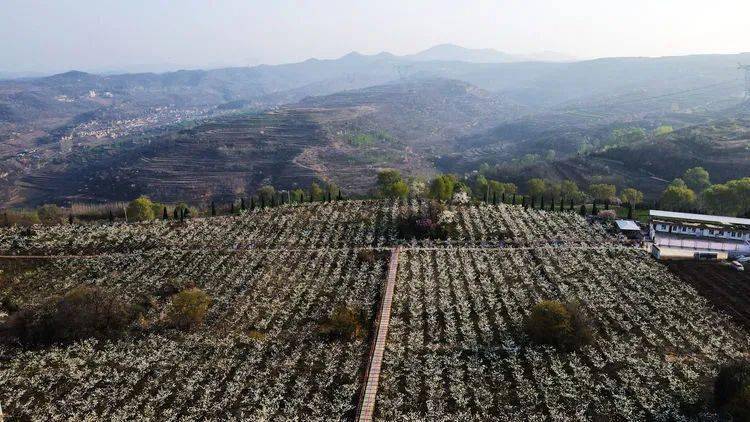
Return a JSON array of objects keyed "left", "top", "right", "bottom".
[
  {"left": 0, "top": 201, "right": 610, "bottom": 255},
  {"left": 375, "top": 247, "right": 750, "bottom": 421},
  {"left": 0, "top": 249, "right": 386, "bottom": 420}
]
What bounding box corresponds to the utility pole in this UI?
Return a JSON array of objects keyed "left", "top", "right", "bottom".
[{"left": 740, "top": 64, "right": 750, "bottom": 100}]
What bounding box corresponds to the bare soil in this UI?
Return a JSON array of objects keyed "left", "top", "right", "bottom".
[{"left": 667, "top": 261, "right": 750, "bottom": 329}]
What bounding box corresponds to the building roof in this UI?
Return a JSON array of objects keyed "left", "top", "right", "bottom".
[
  {"left": 649, "top": 210, "right": 750, "bottom": 228},
  {"left": 615, "top": 220, "right": 640, "bottom": 231}
]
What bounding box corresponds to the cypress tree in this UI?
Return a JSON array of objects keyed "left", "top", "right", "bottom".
[
  {"left": 531, "top": 196, "right": 536, "bottom": 209},
  {"left": 211, "top": 201, "right": 216, "bottom": 216},
  {"left": 327, "top": 191, "right": 332, "bottom": 202},
  {"left": 627, "top": 202, "right": 633, "bottom": 219},
  {"left": 579, "top": 204, "right": 587, "bottom": 216},
  {"left": 230, "top": 202, "right": 235, "bottom": 214},
  {"left": 569, "top": 198, "right": 574, "bottom": 211},
  {"left": 559, "top": 197, "right": 564, "bottom": 212},
  {"left": 162, "top": 207, "right": 168, "bottom": 220},
  {"left": 337, "top": 190, "right": 343, "bottom": 200},
  {"left": 522, "top": 196, "right": 527, "bottom": 208},
  {"left": 512, "top": 194, "right": 516, "bottom": 205},
  {"left": 502, "top": 192, "right": 506, "bottom": 204},
  {"left": 173, "top": 208, "right": 179, "bottom": 220},
  {"left": 550, "top": 197, "right": 555, "bottom": 211},
  {"left": 483, "top": 191, "right": 488, "bottom": 203},
  {"left": 68, "top": 214, "right": 74, "bottom": 224},
  {"left": 180, "top": 208, "right": 184, "bottom": 222},
  {"left": 493, "top": 192, "right": 497, "bottom": 205},
  {"left": 605, "top": 200, "right": 610, "bottom": 210},
  {"left": 592, "top": 201, "right": 599, "bottom": 215},
  {"left": 540, "top": 196, "right": 545, "bottom": 209},
  {"left": 109, "top": 209, "right": 115, "bottom": 223},
  {"left": 250, "top": 197, "right": 255, "bottom": 210},
  {"left": 260, "top": 196, "right": 265, "bottom": 208},
  {"left": 241, "top": 197, "right": 246, "bottom": 210}
]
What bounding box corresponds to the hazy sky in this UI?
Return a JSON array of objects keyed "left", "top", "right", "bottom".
[{"left": 2, "top": 0, "right": 749, "bottom": 73}]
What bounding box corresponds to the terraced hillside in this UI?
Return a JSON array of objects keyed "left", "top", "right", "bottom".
[
  {"left": 17, "top": 110, "right": 327, "bottom": 205},
  {"left": 9, "top": 79, "right": 521, "bottom": 205},
  {"left": 1, "top": 200, "right": 748, "bottom": 420}
]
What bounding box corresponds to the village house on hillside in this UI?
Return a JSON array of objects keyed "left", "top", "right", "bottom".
[{"left": 649, "top": 210, "right": 750, "bottom": 258}]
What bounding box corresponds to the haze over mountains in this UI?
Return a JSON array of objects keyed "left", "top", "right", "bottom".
[{"left": 0, "top": 44, "right": 749, "bottom": 206}]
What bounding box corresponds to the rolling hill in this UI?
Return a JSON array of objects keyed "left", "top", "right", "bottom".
[{"left": 4, "top": 79, "right": 520, "bottom": 205}]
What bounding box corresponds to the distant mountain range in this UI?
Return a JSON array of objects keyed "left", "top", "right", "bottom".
[
  {"left": 1, "top": 45, "right": 750, "bottom": 206},
  {"left": 404, "top": 44, "right": 576, "bottom": 63}
]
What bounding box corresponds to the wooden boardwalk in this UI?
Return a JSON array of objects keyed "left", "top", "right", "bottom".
[{"left": 356, "top": 246, "right": 400, "bottom": 422}]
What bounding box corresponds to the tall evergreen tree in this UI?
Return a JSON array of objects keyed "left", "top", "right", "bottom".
[
  {"left": 230, "top": 202, "right": 235, "bottom": 214},
  {"left": 250, "top": 197, "right": 255, "bottom": 210},
  {"left": 531, "top": 196, "right": 536, "bottom": 209},
  {"left": 627, "top": 203, "right": 634, "bottom": 220},
  {"left": 493, "top": 192, "right": 497, "bottom": 205},
  {"left": 569, "top": 198, "right": 574, "bottom": 211},
  {"left": 337, "top": 190, "right": 343, "bottom": 200},
  {"left": 540, "top": 196, "right": 545, "bottom": 209},
  {"left": 241, "top": 197, "right": 246, "bottom": 210},
  {"left": 605, "top": 200, "right": 610, "bottom": 210},
  {"left": 68, "top": 214, "right": 74, "bottom": 224},
  {"left": 512, "top": 194, "right": 516, "bottom": 205},
  {"left": 579, "top": 204, "right": 587, "bottom": 216},
  {"left": 173, "top": 208, "right": 179, "bottom": 219},
  {"left": 109, "top": 209, "right": 115, "bottom": 223},
  {"left": 211, "top": 201, "right": 216, "bottom": 216},
  {"left": 592, "top": 201, "right": 599, "bottom": 215},
  {"left": 162, "top": 207, "right": 168, "bottom": 220},
  {"left": 502, "top": 192, "right": 506, "bottom": 204}
]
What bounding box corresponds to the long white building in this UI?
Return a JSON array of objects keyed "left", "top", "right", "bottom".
[{"left": 649, "top": 210, "right": 750, "bottom": 255}]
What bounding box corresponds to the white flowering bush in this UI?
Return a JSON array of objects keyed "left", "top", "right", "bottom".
[{"left": 452, "top": 191, "right": 470, "bottom": 204}]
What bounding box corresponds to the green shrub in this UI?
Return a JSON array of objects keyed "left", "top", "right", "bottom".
[
  {"left": 4, "top": 286, "right": 133, "bottom": 345},
  {"left": 318, "top": 305, "right": 363, "bottom": 340},
  {"left": 166, "top": 288, "right": 211, "bottom": 330},
  {"left": 126, "top": 196, "right": 155, "bottom": 221},
  {"left": 715, "top": 361, "right": 750, "bottom": 419},
  {"left": 525, "top": 300, "right": 592, "bottom": 351}
]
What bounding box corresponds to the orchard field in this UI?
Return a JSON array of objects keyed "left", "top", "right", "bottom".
[
  {"left": 375, "top": 247, "right": 749, "bottom": 420},
  {"left": 0, "top": 200, "right": 610, "bottom": 255},
  {"left": 0, "top": 200, "right": 747, "bottom": 420}
]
